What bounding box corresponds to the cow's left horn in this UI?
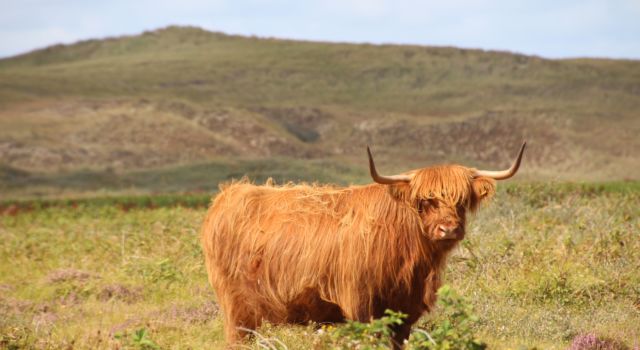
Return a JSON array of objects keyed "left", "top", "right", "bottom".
[
  {"left": 367, "top": 146, "right": 412, "bottom": 184},
  {"left": 475, "top": 142, "right": 526, "bottom": 180}
]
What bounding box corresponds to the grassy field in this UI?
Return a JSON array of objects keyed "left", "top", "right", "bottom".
[{"left": 1, "top": 182, "right": 638, "bottom": 349}]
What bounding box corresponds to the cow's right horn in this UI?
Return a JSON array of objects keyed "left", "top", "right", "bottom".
[
  {"left": 475, "top": 142, "right": 526, "bottom": 180},
  {"left": 367, "top": 146, "right": 413, "bottom": 184}
]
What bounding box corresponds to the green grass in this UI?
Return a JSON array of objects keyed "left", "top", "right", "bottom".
[{"left": 1, "top": 182, "right": 638, "bottom": 349}]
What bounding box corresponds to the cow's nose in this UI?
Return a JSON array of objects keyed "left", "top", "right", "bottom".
[
  {"left": 438, "top": 223, "right": 458, "bottom": 233},
  {"left": 438, "top": 224, "right": 459, "bottom": 239}
]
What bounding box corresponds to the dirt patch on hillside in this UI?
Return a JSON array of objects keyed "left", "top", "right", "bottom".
[
  {"left": 256, "top": 106, "right": 336, "bottom": 144},
  {"left": 352, "top": 111, "right": 574, "bottom": 170},
  {"left": 159, "top": 101, "right": 309, "bottom": 157},
  {"left": 0, "top": 99, "right": 314, "bottom": 172},
  {"left": 0, "top": 100, "right": 237, "bottom": 172}
]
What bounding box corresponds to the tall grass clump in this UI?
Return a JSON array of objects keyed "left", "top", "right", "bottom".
[{"left": 410, "top": 285, "right": 487, "bottom": 350}]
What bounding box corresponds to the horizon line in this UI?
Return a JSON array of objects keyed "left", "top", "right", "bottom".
[{"left": 2, "top": 25, "right": 639, "bottom": 62}]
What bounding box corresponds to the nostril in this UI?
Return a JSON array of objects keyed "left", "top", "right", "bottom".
[
  {"left": 439, "top": 224, "right": 455, "bottom": 232},
  {"left": 438, "top": 225, "right": 453, "bottom": 234},
  {"left": 437, "top": 223, "right": 462, "bottom": 239}
]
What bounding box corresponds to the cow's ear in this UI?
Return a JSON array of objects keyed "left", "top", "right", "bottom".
[
  {"left": 388, "top": 182, "right": 412, "bottom": 202},
  {"left": 471, "top": 176, "right": 496, "bottom": 211}
]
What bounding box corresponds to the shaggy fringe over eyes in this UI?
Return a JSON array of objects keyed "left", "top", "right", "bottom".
[{"left": 408, "top": 165, "right": 496, "bottom": 211}]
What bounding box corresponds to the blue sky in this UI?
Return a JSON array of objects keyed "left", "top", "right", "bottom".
[{"left": 1, "top": 0, "right": 639, "bottom": 59}]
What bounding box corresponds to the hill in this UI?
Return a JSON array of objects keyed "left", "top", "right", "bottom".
[{"left": 1, "top": 26, "right": 639, "bottom": 196}]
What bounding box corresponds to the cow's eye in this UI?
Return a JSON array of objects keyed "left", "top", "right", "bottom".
[{"left": 419, "top": 199, "right": 437, "bottom": 213}]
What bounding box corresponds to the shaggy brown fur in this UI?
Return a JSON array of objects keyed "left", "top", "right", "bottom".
[{"left": 200, "top": 165, "right": 496, "bottom": 349}]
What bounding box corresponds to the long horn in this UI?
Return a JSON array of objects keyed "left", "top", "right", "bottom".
[
  {"left": 367, "top": 146, "right": 412, "bottom": 184},
  {"left": 475, "top": 142, "right": 526, "bottom": 180}
]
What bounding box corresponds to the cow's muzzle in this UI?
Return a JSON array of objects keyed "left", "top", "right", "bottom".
[{"left": 436, "top": 223, "right": 463, "bottom": 240}]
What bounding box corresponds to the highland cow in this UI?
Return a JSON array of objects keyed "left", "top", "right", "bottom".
[{"left": 200, "top": 142, "right": 526, "bottom": 348}]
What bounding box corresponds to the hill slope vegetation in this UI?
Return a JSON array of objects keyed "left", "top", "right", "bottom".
[{"left": 1, "top": 26, "right": 639, "bottom": 195}]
